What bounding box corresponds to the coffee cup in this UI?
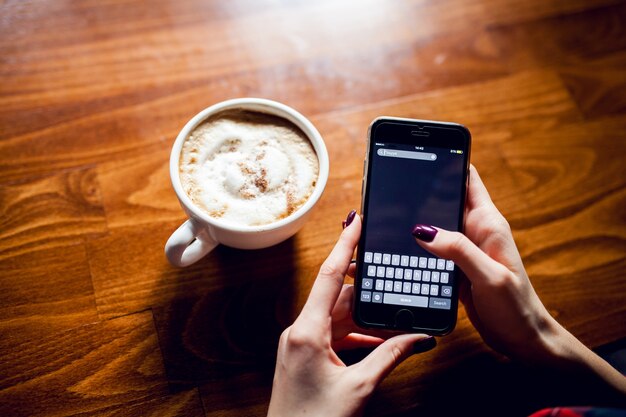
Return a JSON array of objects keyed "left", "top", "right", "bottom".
[{"left": 165, "top": 98, "right": 329, "bottom": 267}]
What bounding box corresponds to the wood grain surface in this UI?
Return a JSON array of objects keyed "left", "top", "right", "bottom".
[{"left": 1, "top": 1, "right": 625, "bottom": 416}]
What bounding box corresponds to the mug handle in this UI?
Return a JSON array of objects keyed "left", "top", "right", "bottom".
[{"left": 165, "top": 219, "right": 218, "bottom": 267}]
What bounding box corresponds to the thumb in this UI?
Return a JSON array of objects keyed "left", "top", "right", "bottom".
[
  {"left": 411, "top": 224, "right": 504, "bottom": 286},
  {"left": 350, "top": 334, "right": 435, "bottom": 388}
]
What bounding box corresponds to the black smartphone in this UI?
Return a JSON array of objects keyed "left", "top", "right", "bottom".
[{"left": 353, "top": 117, "right": 471, "bottom": 335}]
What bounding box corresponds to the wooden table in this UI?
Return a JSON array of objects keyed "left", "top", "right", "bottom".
[{"left": 1, "top": 1, "right": 625, "bottom": 416}]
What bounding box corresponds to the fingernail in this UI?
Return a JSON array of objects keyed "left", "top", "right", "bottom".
[
  {"left": 413, "top": 336, "right": 436, "bottom": 354},
  {"left": 343, "top": 210, "right": 357, "bottom": 229},
  {"left": 411, "top": 224, "right": 438, "bottom": 242}
]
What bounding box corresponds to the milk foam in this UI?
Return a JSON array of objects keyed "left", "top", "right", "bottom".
[{"left": 179, "top": 110, "right": 319, "bottom": 226}]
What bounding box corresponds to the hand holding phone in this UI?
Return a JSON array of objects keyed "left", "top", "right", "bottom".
[{"left": 354, "top": 117, "right": 471, "bottom": 335}]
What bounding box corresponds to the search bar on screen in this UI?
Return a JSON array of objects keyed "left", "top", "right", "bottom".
[{"left": 377, "top": 148, "right": 437, "bottom": 161}]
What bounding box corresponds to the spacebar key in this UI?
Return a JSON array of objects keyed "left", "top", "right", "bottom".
[{"left": 383, "top": 293, "right": 428, "bottom": 307}]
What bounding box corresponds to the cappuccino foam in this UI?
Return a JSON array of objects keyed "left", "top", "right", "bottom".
[{"left": 179, "top": 110, "right": 319, "bottom": 226}]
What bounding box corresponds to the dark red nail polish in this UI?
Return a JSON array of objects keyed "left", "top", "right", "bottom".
[
  {"left": 343, "top": 210, "right": 357, "bottom": 229},
  {"left": 413, "top": 336, "right": 436, "bottom": 354},
  {"left": 412, "top": 224, "right": 438, "bottom": 242}
]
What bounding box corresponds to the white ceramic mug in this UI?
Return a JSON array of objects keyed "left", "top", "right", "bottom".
[{"left": 165, "top": 98, "right": 329, "bottom": 267}]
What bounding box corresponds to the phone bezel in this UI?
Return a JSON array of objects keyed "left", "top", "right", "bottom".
[{"left": 354, "top": 117, "right": 471, "bottom": 335}]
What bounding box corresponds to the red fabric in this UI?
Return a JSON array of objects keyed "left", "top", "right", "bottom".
[{"left": 528, "top": 408, "right": 587, "bottom": 417}]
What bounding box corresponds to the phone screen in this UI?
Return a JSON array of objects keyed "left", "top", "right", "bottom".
[{"left": 355, "top": 119, "right": 470, "bottom": 334}]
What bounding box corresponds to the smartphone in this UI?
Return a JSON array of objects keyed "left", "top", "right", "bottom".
[{"left": 353, "top": 117, "right": 471, "bottom": 335}]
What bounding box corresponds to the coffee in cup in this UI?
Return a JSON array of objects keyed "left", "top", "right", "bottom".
[
  {"left": 178, "top": 110, "right": 319, "bottom": 226},
  {"left": 165, "top": 98, "right": 329, "bottom": 267}
]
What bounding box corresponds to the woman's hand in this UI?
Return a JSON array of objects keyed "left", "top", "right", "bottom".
[
  {"left": 268, "top": 212, "right": 434, "bottom": 417},
  {"left": 411, "top": 165, "right": 626, "bottom": 401},
  {"left": 412, "top": 165, "right": 558, "bottom": 363}
]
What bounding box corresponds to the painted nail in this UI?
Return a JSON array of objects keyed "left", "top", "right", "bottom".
[
  {"left": 343, "top": 210, "right": 357, "bottom": 229},
  {"left": 411, "top": 224, "right": 438, "bottom": 242},
  {"left": 413, "top": 336, "right": 436, "bottom": 354}
]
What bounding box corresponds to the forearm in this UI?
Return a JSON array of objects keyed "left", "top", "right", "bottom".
[{"left": 541, "top": 319, "right": 626, "bottom": 405}]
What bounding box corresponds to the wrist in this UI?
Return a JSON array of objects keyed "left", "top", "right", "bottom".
[
  {"left": 537, "top": 319, "right": 583, "bottom": 368},
  {"left": 512, "top": 314, "right": 571, "bottom": 367}
]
